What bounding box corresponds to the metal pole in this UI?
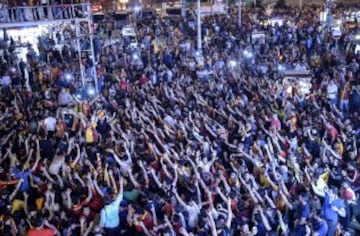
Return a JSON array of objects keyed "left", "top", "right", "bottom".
[
  {"left": 226, "top": 0, "right": 228, "bottom": 15},
  {"left": 238, "top": 0, "right": 241, "bottom": 27},
  {"left": 181, "top": 0, "right": 186, "bottom": 18},
  {"left": 299, "top": 0, "right": 303, "bottom": 8},
  {"left": 197, "top": 0, "right": 202, "bottom": 52}
]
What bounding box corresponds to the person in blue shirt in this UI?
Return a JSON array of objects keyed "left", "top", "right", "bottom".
[
  {"left": 322, "top": 188, "right": 346, "bottom": 236},
  {"left": 294, "top": 193, "right": 311, "bottom": 236},
  {"left": 11, "top": 139, "right": 41, "bottom": 193},
  {"left": 311, "top": 211, "right": 328, "bottom": 236}
]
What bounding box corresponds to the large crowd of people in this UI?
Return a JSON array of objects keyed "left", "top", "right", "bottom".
[{"left": 1, "top": 2, "right": 360, "bottom": 236}]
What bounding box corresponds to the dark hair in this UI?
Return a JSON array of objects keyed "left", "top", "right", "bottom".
[
  {"left": 103, "top": 195, "right": 112, "bottom": 205},
  {"left": 31, "top": 215, "right": 44, "bottom": 228}
]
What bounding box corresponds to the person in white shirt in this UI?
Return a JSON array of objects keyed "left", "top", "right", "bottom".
[
  {"left": 43, "top": 113, "right": 57, "bottom": 134},
  {"left": 1, "top": 74, "right": 11, "bottom": 86},
  {"left": 99, "top": 176, "right": 124, "bottom": 236},
  {"left": 58, "top": 88, "right": 72, "bottom": 107},
  {"left": 174, "top": 186, "right": 200, "bottom": 230},
  {"left": 327, "top": 79, "right": 338, "bottom": 106}
]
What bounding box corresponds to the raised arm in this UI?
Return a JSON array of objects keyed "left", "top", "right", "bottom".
[
  {"left": 85, "top": 174, "right": 94, "bottom": 202},
  {"left": 150, "top": 168, "right": 163, "bottom": 189},
  {"left": 174, "top": 186, "right": 188, "bottom": 209},
  {"left": 259, "top": 206, "right": 271, "bottom": 231},
  {"left": 70, "top": 144, "right": 81, "bottom": 167},
  {"left": 225, "top": 197, "right": 233, "bottom": 228},
  {"left": 9, "top": 178, "right": 24, "bottom": 201},
  {"left": 113, "top": 175, "right": 124, "bottom": 205},
  {"left": 92, "top": 171, "right": 105, "bottom": 198},
  {"left": 206, "top": 209, "right": 218, "bottom": 236},
  {"left": 31, "top": 139, "right": 42, "bottom": 172}
]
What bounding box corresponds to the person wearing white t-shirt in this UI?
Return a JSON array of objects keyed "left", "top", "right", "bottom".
[
  {"left": 44, "top": 115, "right": 57, "bottom": 134},
  {"left": 327, "top": 80, "right": 338, "bottom": 106},
  {"left": 174, "top": 187, "right": 200, "bottom": 230},
  {"left": 1, "top": 74, "right": 11, "bottom": 86},
  {"left": 58, "top": 88, "right": 72, "bottom": 107}
]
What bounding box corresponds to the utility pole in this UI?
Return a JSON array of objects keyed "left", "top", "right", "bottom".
[
  {"left": 238, "top": 0, "right": 241, "bottom": 27},
  {"left": 197, "top": 0, "right": 202, "bottom": 52}
]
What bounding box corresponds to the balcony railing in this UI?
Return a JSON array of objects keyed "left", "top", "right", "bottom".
[{"left": 0, "top": 3, "right": 91, "bottom": 23}]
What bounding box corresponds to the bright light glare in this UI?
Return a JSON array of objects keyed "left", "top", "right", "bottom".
[
  {"left": 243, "top": 50, "right": 253, "bottom": 59},
  {"left": 64, "top": 73, "right": 73, "bottom": 81},
  {"left": 355, "top": 35, "right": 360, "bottom": 40},
  {"left": 229, "top": 60, "right": 237, "bottom": 67},
  {"left": 134, "top": 5, "right": 141, "bottom": 12},
  {"left": 9, "top": 66, "right": 17, "bottom": 74},
  {"left": 277, "top": 64, "right": 285, "bottom": 72},
  {"left": 133, "top": 54, "right": 139, "bottom": 60},
  {"left": 76, "top": 93, "right": 82, "bottom": 99},
  {"left": 7, "top": 27, "right": 41, "bottom": 59},
  {"left": 87, "top": 87, "right": 96, "bottom": 96}
]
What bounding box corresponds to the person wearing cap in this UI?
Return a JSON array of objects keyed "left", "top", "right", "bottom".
[{"left": 340, "top": 182, "right": 360, "bottom": 234}]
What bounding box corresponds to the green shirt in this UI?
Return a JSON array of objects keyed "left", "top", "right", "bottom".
[{"left": 123, "top": 189, "right": 139, "bottom": 202}]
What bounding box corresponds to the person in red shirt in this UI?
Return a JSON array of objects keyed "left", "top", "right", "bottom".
[
  {"left": 119, "top": 78, "right": 130, "bottom": 92},
  {"left": 27, "top": 215, "right": 58, "bottom": 236},
  {"left": 139, "top": 73, "right": 149, "bottom": 86}
]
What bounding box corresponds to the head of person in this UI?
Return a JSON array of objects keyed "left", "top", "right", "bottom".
[
  {"left": 31, "top": 215, "right": 44, "bottom": 229},
  {"left": 328, "top": 188, "right": 338, "bottom": 201},
  {"left": 103, "top": 195, "right": 112, "bottom": 206}
]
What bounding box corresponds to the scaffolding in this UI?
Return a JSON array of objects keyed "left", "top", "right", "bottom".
[{"left": 0, "top": 2, "right": 98, "bottom": 94}]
